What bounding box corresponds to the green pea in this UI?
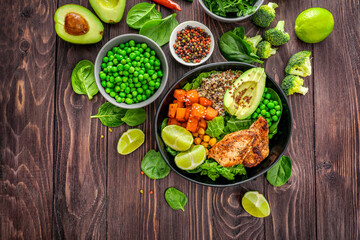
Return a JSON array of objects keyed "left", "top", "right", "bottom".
[
  {"left": 110, "top": 92, "right": 116, "bottom": 97},
  {"left": 132, "top": 91, "right": 138, "bottom": 97},
  {"left": 275, "top": 105, "right": 281, "bottom": 111},
  {"left": 115, "top": 54, "right": 121, "bottom": 60},
  {"left": 126, "top": 94, "right": 132, "bottom": 98},
  {"left": 135, "top": 83, "right": 141, "bottom": 88},
  {"left": 273, "top": 101, "right": 279, "bottom": 106},
  {"left": 138, "top": 74, "right": 144, "bottom": 81},
  {"left": 141, "top": 94, "right": 147, "bottom": 101},
  {"left": 256, "top": 108, "right": 261, "bottom": 113},
  {"left": 145, "top": 47, "right": 151, "bottom": 53},
  {"left": 151, "top": 74, "right": 157, "bottom": 80},
  {"left": 149, "top": 86, "right": 155, "bottom": 91},
  {"left": 272, "top": 116, "right": 279, "bottom": 121},
  {"left": 145, "top": 89, "right": 151, "bottom": 96},
  {"left": 150, "top": 50, "right": 155, "bottom": 56},
  {"left": 266, "top": 118, "right": 271, "bottom": 123},
  {"left": 154, "top": 82, "right": 160, "bottom": 89},
  {"left": 143, "top": 85, "right": 149, "bottom": 90},
  {"left": 144, "top": 73, "right": 149, "bottom": 79},
  {"left": 101, "top": 81, "right": 106, "bottom": 87},
  {"left": 157, "top": 71, "right": 163, "bottom": 77},
  {"left": 101, "top": 63, "right": 107, "bottom": 69},
  {"left": 129, "top": 67, "right": 135, "bottom": 73},
  {"left": 264, "top": 87, "right": 268, "bottom": 92},
  {"left": 125, "top": 87, "right": 130, "bottom": 93},
  {"left": 100, "top": 72, "right": 106, "bottom": 80},
  {"left": 141, "top": 43, "right": 147, "bottom": 49},
  {"left": 109, "top": 55, "right": 115, "bottom": 61},
  {"left": 114, "top": 86, "right": 121, "bottom": 92},
  {"left": 155, "top": 60, "right": 161, "bottom": 66},
  {"left": 260, "top": 104, "right": 266, "bottom": 110},
  {"left": 261, "top": 110, "right": 267, "bottom": 115},
  {"left": 265, "top": 112, "right": 271, "bottom": 118},
  {"left": 252, "top": 112, "right": 258, "bottom": 119},
  {"left": 276, "top": 111, "right": 282, "bottom": 117},
  {"left": 147, "top": 70, "right": 154, "bottom": 75},
  {"left": 107, "top": 62, "right": 113, "bottom": 67},
  {"left": 126, "top": 48, "right": 131, "bottom": 54},
  {"left": 122, "top": 76, "right": 128, "bottom": 82},
  {"left": 115, "top": 77, "right": 121, "bottom": 83},
  {"left": 107, "top": 51, "right": 113, "bottom": 57},
  {"left": 137, "top": 88, "right": 144, "bottom": 94},
  {"left": 267, "top": 102, "right": 275, "bottom": 109},
  {"left": 268, "top": 121, "right": 272, "bottom": 127},
  {"left": 115, "top": 96, "right": 122, "bottom": 103},
  {"left": 123, "top": 71, "right": 129, "bottom": 76},
  {"left": 265, "top": 93, "right": 271, "bottom": 99},
  {"left": 149, "top": 81, "right": 155, "bottom": 87},
  {"left": 113, "top": 72, "right": 119, "bottom": 77},
  {"left": 111, "top": 66, "right": 117, "bottom": 72},
  {"left": 119, "top": 92, "right": 126, "bottom": 97},
  {"left": 109, "top": 76, "right": 115, "bottom": 82},
  {"left": 103, "top": 57, "right": 109, "bottom": 63},
  {"left": 105, "top": 88, "right": 111, "bottom": 94},
  {"left": 270, "top": 109, "right": 276, "bottom": 115},
  {"left": 125, "top": 98, "right": 133, "bottom": 104},
  {"left": 264, "top": 99, "right": 269, "bottom": 105},
  {"left": 137, "top": 95, "right": 142, "bottom": 101},
  {"left": 145, "top": 63, "right": 151, "bottom": 69},
  {"left": 103, "top": 68, "right": 108, "bottom": 73},
  {"left": 149, "top": 59, "right": 154, "bottom": 65},
  {"left": 120, "top": 50, "right": 126, "bottom": 56},
  {"left": 106, "top": 82, "right": 113, "bottom": 88},
  {"left": 113, "top": 59, "right": 119, "bottom": 65}
]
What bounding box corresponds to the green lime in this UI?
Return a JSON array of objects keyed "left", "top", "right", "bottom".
[
  {"left": 175, "top": 145, "right": 207, "bottom": 170},
  {"left": 117, "top": 129, "right": 145, "bottom": 155},
  {"left": 161, "top": 125, "right": 193, "bottom": 151},
  {"left": 242, "top": 191, "right": 270, "bottom": 218},
  {"left": 295, "top": 8, "right": 334, "bottom": 43}
]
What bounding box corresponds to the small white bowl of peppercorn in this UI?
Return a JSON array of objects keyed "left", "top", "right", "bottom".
[{"left": 169, "top": 21, "right": 215, "bottom": 66}]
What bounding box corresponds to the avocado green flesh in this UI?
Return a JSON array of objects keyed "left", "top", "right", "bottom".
[
  {"left": 223, "top": 68, "right": 266, "bottom": 119},
  {"left": 89, "top": 0, "right": 126, "bottom": 23},
  {"left": 54, "top": 4, "right": 104, "bottom": 44}
]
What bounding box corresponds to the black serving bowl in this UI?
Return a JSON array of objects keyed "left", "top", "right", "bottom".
[{"left": 154, "top": 62, "right": 292, "bottom": 187}]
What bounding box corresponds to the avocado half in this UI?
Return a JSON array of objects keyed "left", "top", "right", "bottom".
[
  {"left": 54, "top": 4, "right": 104, "bottom": 44},
  {"left": 89, "top": 0, "right": 126, "bottom": 24},
  {"left": 223, "top": 68, "right": 266, "bottom": 119}
]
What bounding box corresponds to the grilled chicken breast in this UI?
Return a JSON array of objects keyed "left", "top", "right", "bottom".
[{"left": 208, "top": 117, "right": 269, "bottom": 168}]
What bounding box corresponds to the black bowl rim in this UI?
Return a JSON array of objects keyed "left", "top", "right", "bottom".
[{"left": 154, "top": 62, "right": 293, "bottom": 187}]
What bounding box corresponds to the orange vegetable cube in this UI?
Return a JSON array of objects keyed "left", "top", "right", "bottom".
[
  {"left": 173, "top": 100, "right": 184, "bottom": 108},
  {"left": 181, "top": 122, "right": 187, "bottom": 128},
  {"left": 199, "top": 118, "right": 207, "bottom": 129},
  {"left": 205, "top": 107, "right": 218, "bottom": 121},
  {"left": 176, "top": 108, "right": 187, "bottom": 122},
  {"left": 174, "top": 89, "right": 186, "bottom": 102},
  {"left": 190, "top": 103, "right": 206, "bottom": 119},
  {"left": 167, "top": 118, "right": 182, "bottom": 126},
  {"left": 199, "top": 97, "right": 212, "bottom": 107},
  {"left": 184, "top": 108, "right": 191, "bottom": 120},
  {"left": 185, "top": 89, "right": 199, "bottom": 106},
  {"left": 186, "top": 117, "right": 199, "bottom": 133},
  {"left": 168, "top": 103, "right": 177, "bottom": 118}
]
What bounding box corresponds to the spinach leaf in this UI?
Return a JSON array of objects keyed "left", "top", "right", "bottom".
[
  {"left": 165, "top": 187, "right": 187, "bottom": 211},
  {"left": 266, "top": 155, "right": 292, "bottom": 187},
  {"left": 182, "top": 71, "right": 217, "bottom": 91},
  {"left": 90, "top": 102, "right": 127, "bottom": 127},
  {"left": 205, "top": 116, "right": 224, "bottom": 138},
  {"left": 141, "top": 150, "right": 170, "bottom": 179},
  {"left": 166, "top": 146, "right": 178, "bottom": 157},
  {"left": 126, "top": 3, "right": 162, "bottom": 30},
  {"left": 121, "top": 108, "right": 147, "bottom": 126},
  {"left": 199, "top": 159, "right": 246, "bottom": 181},
  {"left": 267, "top": 88, "right": 283, "bottom": 134},
  {"left": 161, "top": 118, "right": 168, "bottom": 131},
  {"left": 71, "top": 60, "right": 98, "bottom": 99},
  {"left": 186, "top": 167, "right": 202, "bottom": 174},
  {"left": 219, "top": 27, "right": 263, "bottom": 64},
  {"left": 226, "top": 117, "right": 252, "bottom": 132},
  {"left": 204, "top": 0, "right": 256, "bottom": 18},
  {"left": 139, "top": 13, "right": 179, "bottom": 46}
]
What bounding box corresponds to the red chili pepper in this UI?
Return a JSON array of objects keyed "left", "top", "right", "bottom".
[{"left": 152, "top": 0, "right": 182, "bottom": 11}]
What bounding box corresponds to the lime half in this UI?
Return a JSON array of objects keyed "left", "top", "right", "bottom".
[
  {"left": 295, "top": 8, "right": 334, "bottom": 43},
  {"left": 117, "top": 129, "right": 145, "bottom": 155},
  {"left": 161, "top": 125, "right": 193, "bottom": 151},
  {"left": 175, "top": 145, "right": 207, "bottom": 170},
  {"left": 242, "top": 191, "right": 270, "bottom": 218}
]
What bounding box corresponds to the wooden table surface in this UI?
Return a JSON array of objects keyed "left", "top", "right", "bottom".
[{"left": 1, "top": 0, "right": 359, "bottom": 239}]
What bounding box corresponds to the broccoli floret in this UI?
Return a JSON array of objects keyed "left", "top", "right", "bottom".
[
  {"left": 244, "top": 35, "right": 263, "bottom": 54},
  {"left": 256, "top": 41, "right": 277, "bottom": 59},
  {"left": 281, "top": 75, "right": 308, "bottom": 96},
  {"left": 285, "top": 51, "right": 312, "bottom": 77},
  {"left": 251, "top": 2, "right": 278, "bottom": 28},
  {"left": 264, "top": 21, "right": 290, "bottom": 46}
]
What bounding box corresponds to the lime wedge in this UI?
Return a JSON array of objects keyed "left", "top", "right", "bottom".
[
  {"left": 117, "top": 129, "right": 145, "bottom": 155},
  {"left": 295, "top": 8, "right": 334, "bottom": 43},
  {"left": 161, "top": 125, "right": 193, "bottom": 151},
  {"left": 175, "top": 145, "right": 206, "bottom": 170},
  {"left": 242, "top": 191, "right": 270, "bottom": 218}
]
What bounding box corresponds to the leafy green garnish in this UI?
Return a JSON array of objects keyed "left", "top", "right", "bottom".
[
  {"left": 141, "top": 150, "right": 170, "bottom": 179},
  {"left": 199, "top": 159, "right": 246, "bottom": 181},
  {"left": 183, "top": 71, "right": 216, "bottom": 91},
  {"left": 121, "top": 108, "right": 147, "bottom": 126},
  {"left": 219, "top": 27, "right": 263, "bottom": 64},
  {"left": 205, "top": 116, "right": 225, "bottom": 138},
  {"left": 126, "top": 3, "right": 162, "bottom": 30},
  {"left": 203, "top": 0, "right": 257, "bottom": 18},
  {"left": 139, "top": 13, "right": 178, "bottom": 46},
  {"left": 166, "top": 146, "right": 178, "bottom": 157},
  {"left": 90, "top": 102, "right": 127, "bottom": 127},
  {"left": 161, "top": 118, "right": 168, "bottom": 131},
  {"left": 266, "top": 155, "right": 292, "bottom": 186},
  {"left": 165, "top": 187, "right": 187, "bottom": 211},
  {"left": 226, "top": 117, "right": 253, "bottom": 132},
  {"left": 71, "top": 60, "right": 98, "bottom": 99}
]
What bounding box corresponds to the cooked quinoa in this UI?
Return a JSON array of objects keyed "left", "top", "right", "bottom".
[{"left": 197, "top": 70, "right": 242, "bottom": 116}]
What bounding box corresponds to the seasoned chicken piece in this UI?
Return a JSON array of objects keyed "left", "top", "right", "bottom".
[{"left": 208, "top": 117, "right": 269, "bottom": 168}]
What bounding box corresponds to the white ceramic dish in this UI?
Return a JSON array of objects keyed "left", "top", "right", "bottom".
[{"left": 169, "top": 21, "right": 215, "bottom": 67}]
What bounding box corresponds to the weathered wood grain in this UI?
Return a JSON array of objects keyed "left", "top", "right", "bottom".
[
  {"left": 313, "top": 0, "right": 360, "bottom": 239},
  {"left": 52, "top": 1, "right": 107, "bottom": 239},
  {"left": 0, "top": 0, "right": 56, "bottom": 239}
]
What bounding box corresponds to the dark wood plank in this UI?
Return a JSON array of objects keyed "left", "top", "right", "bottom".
[
  {"left": 264, "top": 0, "right": 317, "bottom": 239},
  {"left": 52, "top": 1, "right": 108, "bottom": 239},
  {"left": 0, "top": 0, "right": 56, "bottom": 239},
  {"left": 106, "top": 1, "right": 265, "bottom": 240},
  {"left": 313, "top": 0, "right": 360, "bottom": 239}
]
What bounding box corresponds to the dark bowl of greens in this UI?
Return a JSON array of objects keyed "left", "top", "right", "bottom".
[
  {"left": 154, "top": 62, "right": 292, "bottom": 187},
  {"left": 199, "top": 0, "right": 264, "bottom": 22}
]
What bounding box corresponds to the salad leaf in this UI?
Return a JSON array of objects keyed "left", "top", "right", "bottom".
[
  {"left": 199, "top": 159, "right": 246, "bottom": 181},
  {"left": 182, "top": 71, "right": 217, "bottom": 91},
  {"left": 266, "top": 88, "right": 283, "bottom": 135},
  {"left": 266, "top": 155, "right": 292, "bottom": 186},
  {"left": 141, "top": 150, "right": 170, "bottom": 179},
  {"left": 166, "top": 146, "right": 178, "bottom": 157},
  {"left": 126, "top": 3, "right": 162, "bottom": 30},
  {"left": 121, "top": 108, "right": 147, "bottom": 126},
  {"left": 161, "top": 118, "right": 168, "bottom": 131},
  {"left": 90, "top": 102, "right": 127, "bottom": 127},
  {"left": 203, "top": 0, "right": 257, "bottom": 18},
  {"left": 139, "top": 13, "right": 179, "bottom": 46},
  {"left": 165, "top": 187, "right": 187, "bottom": 211},
  {"left": 219, "top": 27, "right": 263, "bottom": 64},
  {"left": 205, "top": 116, "right": 225, "bottom": 138},
  {"left": 71, "top": 60, "right": 98, "bottom": 99},
  {"left": 226, "top": 117, "right": 253, "bottom": 132}
]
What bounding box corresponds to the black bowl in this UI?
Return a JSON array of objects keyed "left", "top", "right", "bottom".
[{"left": 154, "top": 62, "right": 292, "bottom": 187}]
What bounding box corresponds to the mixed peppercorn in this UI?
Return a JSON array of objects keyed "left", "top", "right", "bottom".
[{"left": 173, "top": 25, "right": 211, "bottom": 63}]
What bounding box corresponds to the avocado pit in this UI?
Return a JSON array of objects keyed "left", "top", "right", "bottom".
[{"left": 65, "top": 12, "right": 89, "bottom": 36}]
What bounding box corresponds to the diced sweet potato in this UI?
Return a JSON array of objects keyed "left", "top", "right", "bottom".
[
  {"left": 199, "top": 118, "right": 207, "bottom": 129},
  {"left": 199, "top": 97, "right": 212, "bottom": 107},
  {"left": 173, "top": 100, "right": 184, "bottom": 108},
  {"left": 176, "top": 108, "right": 187, "bottom": 122},
  {"left": 168, "top": 103, "right": 177, "bottom": 118},
  {"left": 167, "top": 118, "right": 182, "bottom": 126},
  {"left": 174, "top": 89, "right": 186, "bottom": 102},
  {"left": 186, "top": 117, "right": 199, "bottom": 133},
  {"left": 205, "top": 107, "right": 218, "bottom": 121},
  {"left": 184, "top": 108, "right": 191, "bottom": 120},
  {"left": 185, "top": 89, "right": 199, "bottom": 106},
  {"left": 190, "top": 103, "right": 206, "bottom": 119}
]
